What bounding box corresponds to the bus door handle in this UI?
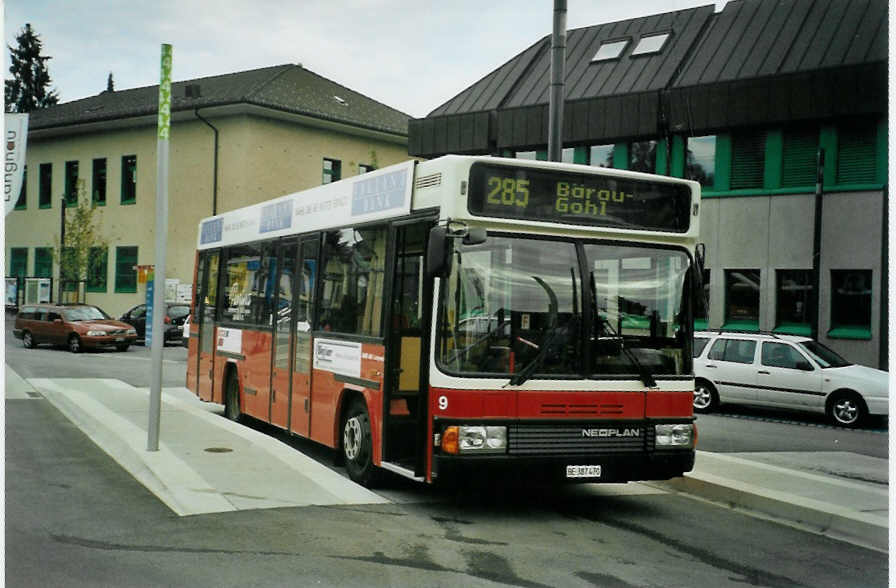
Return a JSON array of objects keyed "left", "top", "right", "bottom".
[
  {"left": 757, "top": 370, "right": 770, "bottom": 375},
  {"left": 705, "top": 364, "right": 717, "bottom": 369}
]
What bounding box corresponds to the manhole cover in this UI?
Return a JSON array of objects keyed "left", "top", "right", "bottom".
[{"left": 204, "top": 447, "right": 233, "bottom": 453}]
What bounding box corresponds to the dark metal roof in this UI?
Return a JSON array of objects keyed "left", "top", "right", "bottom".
[
  {"left": 410, "top": 0, "right": 886, "bottom": 158},
  {"left": 28, "top": 64, "right": 410, "bottom": 136}
]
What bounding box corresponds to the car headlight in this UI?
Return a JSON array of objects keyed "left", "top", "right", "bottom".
[
  {"left": 86, "top": 330, "right": 106, "bottom": 336},
  {"left": 655, "top": 424, "right": 695, "bottom": 448},
  {"left": 126, "top": 329, "right": 137, "bottom": 335},
  {"left": 441, "top": 425, "right": 507, "bottom": 454}
]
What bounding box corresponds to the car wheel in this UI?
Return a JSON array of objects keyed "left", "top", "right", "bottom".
[
  {"left": 116, "top": 343, "right": 130, "bottom": 352},
  {"left": 693, "top": 379, "right": 718, "bottom": 413},
  {"left": 827, "top": 391, "right": 867, "bottom": 428},
  {"left": 68, "top": 334, "right": 82, "bottom": 353},
  {"left": 22, "top": 330, "right": 34, "bottom": 349},
  {"left": 224, "top": 372, "right": 242, "bottom": 422},
  {"left": 343, "top": 399, "right": 379, "bottom": 487}
]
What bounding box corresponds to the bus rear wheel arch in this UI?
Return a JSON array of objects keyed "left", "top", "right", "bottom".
[{"left": 224, "top": 366, "right": 242, "bottom": 422}]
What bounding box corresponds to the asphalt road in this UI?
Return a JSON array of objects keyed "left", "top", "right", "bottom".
[{"left": 4, "top": 317, "right": 889, "bottom": 586}]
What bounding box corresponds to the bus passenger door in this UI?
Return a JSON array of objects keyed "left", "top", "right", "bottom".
[
  {"left": 269, "top": 240, "right": 298, "bottom": 429},
  {"left": 197, "top": 251, "right": 220, "bottom": 402},
  {"left": 289, "top": 237, "right": 318, "bottom": 438},
  {"left": 383, "top": 222, "right": 430, "bottom": 475}
]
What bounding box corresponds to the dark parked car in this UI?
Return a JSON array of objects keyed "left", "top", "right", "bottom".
[
  {"left": 14, "top": 304, "right": 137, "bottom": 352},
  {"left": 119, "top": 303, "right": 190, "bottom": 345}
]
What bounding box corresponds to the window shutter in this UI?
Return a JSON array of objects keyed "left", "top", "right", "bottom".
[
  {"left": 781, "top": 129, "right": 817, "bottom": 187},
  {"left": 730, "top": 132, "right": 765, "bottom": 189},
  {"left": 837, "top": 123, "right": 876, "bottom": 184}
]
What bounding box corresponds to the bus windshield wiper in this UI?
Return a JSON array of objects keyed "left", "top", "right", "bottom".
[
  {"left": 508, "top": 276, "right": 558, "bottom": 386},
  {"left": 590, "top": 274, "right": 657, "bottom": 388}
]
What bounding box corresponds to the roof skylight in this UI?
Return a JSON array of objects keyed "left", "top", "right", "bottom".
[
  {"left": 333, "top": 95, "right": 347, "bottom": 106},
  {"left": 631, "top": 33, "right": 670, "bottom": 56},
  {"left": 592, "top": 39, "right": 629, "bottom": 62}
]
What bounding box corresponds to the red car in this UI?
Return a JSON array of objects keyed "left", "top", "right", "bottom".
[{"left": 13, "top": 304, "right": 138, "bottom": 352}]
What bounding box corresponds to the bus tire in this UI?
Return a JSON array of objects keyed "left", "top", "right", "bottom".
[
  {"left": 224, "top": 370, "right": 242, "bottom": 423},
  {"left": 343, "top": 398, "right": 378, "bottom": 487}
]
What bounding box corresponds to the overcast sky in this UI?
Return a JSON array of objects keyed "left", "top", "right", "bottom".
[{"left": 6, "top": 1, "right": 727, "bottom": 119}]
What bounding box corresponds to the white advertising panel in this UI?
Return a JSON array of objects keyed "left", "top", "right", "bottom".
[
  {"left": 216, "top": 327, "right": 242, "bottom": 355},
  {"left": 197, "top": 160, "right": 415, "bottom": 250},
  {"left": 313, "top": 338, "right": 362, "bottom": 378}
]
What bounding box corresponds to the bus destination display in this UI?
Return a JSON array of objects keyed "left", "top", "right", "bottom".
[{"left": 468, "top": 163, "right": 692, "bottom": 232}]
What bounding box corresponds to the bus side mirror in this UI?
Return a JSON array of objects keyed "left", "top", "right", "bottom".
[
  {"left": 426, "top": 226, "right": 449, "bottom": 278},
  {"left": 463, "top": 227, "right": 487, "bottom": 246}
]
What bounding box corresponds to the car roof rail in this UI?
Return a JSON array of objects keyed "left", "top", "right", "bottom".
[{"left": 705, "top": 328, "right": 785, "bottom": 340}]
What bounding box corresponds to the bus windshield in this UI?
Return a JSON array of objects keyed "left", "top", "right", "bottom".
[{"left": 436, "top": 235, "right": 691, "bottom": 379}]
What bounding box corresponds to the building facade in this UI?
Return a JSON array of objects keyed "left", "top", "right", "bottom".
[
  {"left": 408, "top": 0, "right": 888, "bottom": 369},
  {"left": 7, "top": 64, "right": 410, "bottom": 317}
]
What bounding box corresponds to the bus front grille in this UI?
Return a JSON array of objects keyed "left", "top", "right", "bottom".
[{"left": 508, "top": 423, "right": 654, "bottom": 455}]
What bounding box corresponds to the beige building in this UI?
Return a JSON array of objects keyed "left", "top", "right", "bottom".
[{"left": 7, "top": 64, "right": 410, "bottom": 317}]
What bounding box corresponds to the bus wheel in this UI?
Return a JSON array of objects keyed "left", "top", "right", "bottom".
[
  {"left": 225, "top": 372, "right": 242, "bottom": 422},
  {"left": 343, "top": 399, "right": 378, "bottom": 487}
]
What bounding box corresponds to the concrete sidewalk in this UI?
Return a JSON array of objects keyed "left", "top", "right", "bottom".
[{"left": 6, "top": 365, "right": 888, "bottom": 551}]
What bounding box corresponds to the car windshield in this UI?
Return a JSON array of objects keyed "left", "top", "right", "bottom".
[
  {"left": 436, "top": 234, "right": 692, "bottom": 379},
  {"left": 168, "top": 306, "right": 190, "bottom": 319},
  {"left": 797, "top": 340, "right": 851, "bottom": 368},
  {"left": 63, "top": 306, "right": 109, "bottom": 321}
]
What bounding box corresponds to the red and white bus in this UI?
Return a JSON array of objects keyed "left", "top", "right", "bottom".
[{"left": 186, "top": 155, "right": 702, "bottom": 486}]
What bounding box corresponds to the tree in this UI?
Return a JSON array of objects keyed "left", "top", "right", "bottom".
[
  {"left": 106, "top": 72, "right": 114, "bottom": 92},
  {"left": 54, "top": 179, "right": 107, "bottom": 301},
  {"left": 5, "top": 23, "right": 59, "bottom": 112}
]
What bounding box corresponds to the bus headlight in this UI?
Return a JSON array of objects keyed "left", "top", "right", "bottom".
[
  {"left": 655, "top": 424, "right": 694, "bottom": 448},
  {"left": 442, "top": 425, "right": 507, "bottom": 454}
]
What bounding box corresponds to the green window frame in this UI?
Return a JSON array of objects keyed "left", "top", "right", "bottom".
[
  {"left": 358, "top": 163, "right": 376, "bottom": 174},
  {"left": 87, "top": 247, "right": 108, "bottom": 293},
  {"left": 780, "top": 128, "right": 818, "bottom": 188},
  {"left": 121, "top": 155, "right": 137, "bottom": 204},
  {"left": 34, "top": 247, "right": 53, "bottom": 278},
  {"left": 10, "top": 247, "right": 28, "bottom": 278},
  {"left": 730, "top": 131, "right": 766, "bottom": 190},
  {"left": 836, "top": 121, "right": 876, "bottom": 185},
  {"left": 65, "top": 160, "right": 79, "bottom": 206},
  {"left": 15, "top": 165, "right": 26, "bottom": 210},
  {"left": 39, "top": 163, "right": 52, "bottom": 209},
  {"left": 92, "top": 158, "right": 107, "bottom": 206},
  {"left": 322, "top": 158, "right": 341, "bottom": 184},
  {"left": 115, "top": 246, "right": 138, "bottom": 293}
]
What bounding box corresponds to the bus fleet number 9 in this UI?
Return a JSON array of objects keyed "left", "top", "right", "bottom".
[{"left": 486, "top": 177, "right": 529, "bottom": 208}]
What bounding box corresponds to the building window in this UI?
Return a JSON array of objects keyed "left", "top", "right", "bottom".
[
  {"left": 358, "top": 163, "right": 375, "bottom": 174},
  {"left": 694, "top": 268, "right": 710, "bottom": 330},
  {"left": 515, "top": 151, "right": 537, "bottom": 160},
  {"left": 686, "top": 135, "right": 716, "bottom": 188},
  {"left": 121, "top": 155, "right": 137, "bottom": 204},
  {"left": 629, "top": 140, "right": 657, "bottom": 173},
  {"left": 34, "top": 248, "right": 53, "bottom": 278},
  {"left": 724, "top": 269, "right": 760, "bottom": 330},
  {"left": 10, "top": 248, "right": 28, "bottom": 277},
  {"left": 87, "top": 247, "right": 108, "bottom": 292},
  {"left": 781, "top": 128, "right": 818, "bottom": 187},
  {"left": 65, "top": 160, "right": 79, "bottom": 206},
  {"left": 322, "top": 158, "right": 341, "bottom": 184},
  {"left": 319, "top": 226, "right": 388, "bottom": 336},
  {"left": 631, "top": 33, "right": 670, "bottom": 55},
  {"left": 115, "top": 246, "right": 138, "bottom": 293},
  {"left": 730, "top": 131, "right": 765, "bottom": 189},
  {"left": 39, "top": 163, "right": 52, "bottom": 209},
  {"left": 561, "top": 148, "right": 575, "bottom": 163},
  {"left": 775, "top": 270, "right": 812, "bottom": 335},
  {"left": 13, "top": 165, "right": 27, "bottom": 210},
  {"left": 589, "top": 144, "right": 615, "bottom": 168},
  {"left": 836, "top": 121, "right": 876, "bottom": 184},
  {"left": 829, "top": 270, "right": 872, "bottom": 339},
  {"left": 592, "top": 39, "right": 628, "bottom": 61},
  {"left": 92, "top": 158, "right": 107, "bottom": 205}
]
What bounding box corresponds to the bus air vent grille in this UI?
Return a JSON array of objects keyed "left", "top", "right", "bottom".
[
  {"left": 415, "top": 173, "right": 442, "bottom": 189},
  {"left": 508, "top": 423, "right": 653, "bottom": 456}
]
